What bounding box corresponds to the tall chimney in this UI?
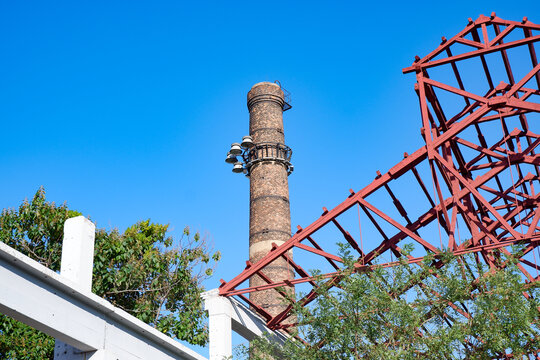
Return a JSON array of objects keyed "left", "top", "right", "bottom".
[{"left": 246, "top": 82, "right": 294, "bottom": 317}]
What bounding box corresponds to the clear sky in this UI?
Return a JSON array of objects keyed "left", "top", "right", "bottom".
[{"left": 1, "top": 0, "right": 539, "bottom": 355}]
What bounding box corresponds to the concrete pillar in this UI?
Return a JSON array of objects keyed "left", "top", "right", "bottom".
[
  {"left": 203, "top": 289, "right": 233, "bottom": 360},
  {"left": 247, "top": 82, "right": 294, "bottom": 319},
  {"left": 54, "top": 216, "right": 102, "bottom": 360},
  {"left": 59, "top": 216, "right": 96, "bottom": 290}
]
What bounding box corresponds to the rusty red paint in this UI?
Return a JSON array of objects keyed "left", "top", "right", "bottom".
[{"left": 219, "top": 15, "right": 540, "bottom": 342}]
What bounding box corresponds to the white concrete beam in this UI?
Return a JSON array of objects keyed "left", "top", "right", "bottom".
[
  {"left": 202, "top": 289, "right": 288, "bottom": 360},
  {"left": 60, "top": 216, "right": 96, "bottom": 291},
  {"left": 0, "top": 241, "right": 207, "bottom": 360},
  {"left": 203, "top": 289, "right": 232, "bottom": 360},
  {"left": 55, "top": 216, "right": 98, "bottom": 359},
  {"left": 228, "top": 297, "right": 287, "bottom": 344}
]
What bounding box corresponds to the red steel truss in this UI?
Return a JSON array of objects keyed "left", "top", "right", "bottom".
[{"left": 220, "top": 14, "right": 540, "bottom": 337}]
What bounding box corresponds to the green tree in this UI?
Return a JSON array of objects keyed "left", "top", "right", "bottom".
[
  {"left": 0, "top": 188, "right": 220, "bottom": 359},
  {"left": 241, "top": 245, "right": 540, "bottom": 359}
]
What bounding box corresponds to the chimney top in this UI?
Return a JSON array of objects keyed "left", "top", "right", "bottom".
[{"left": 250, "top": 81, "right": 280, "bottom": 90}]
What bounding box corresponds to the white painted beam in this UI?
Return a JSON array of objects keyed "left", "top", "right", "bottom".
[
  {"left": 0, "top": 241, "right": 207, "bottom": 360},
  {"left": 228, "top": 297, "right": 287, "bottom": 344},
  {"left": 55, "top": 216, "right": 98, "bottom": 359},
  {"left": 203, "top": 289, "right": 232, "bottom": 360},
  {"left": 59, "top": 216, "right": 96, "bottom": 290},
  {"left": 202, "top": 289, "right": 288, "bottom": 360}
]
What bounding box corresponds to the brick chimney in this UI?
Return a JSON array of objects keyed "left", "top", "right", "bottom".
[{"left": 246, "top": 82, "right": 294, "bottom": 318}]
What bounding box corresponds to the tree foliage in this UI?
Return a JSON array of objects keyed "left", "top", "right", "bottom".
[
  {"left": 0, "top": 188, "right": 220, "bottom": 359},
  {"left": 242, "top": 244, "right": 540, "bottom": 359}
]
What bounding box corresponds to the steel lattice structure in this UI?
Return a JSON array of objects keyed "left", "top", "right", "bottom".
[{"left": 220, "top": 14, "right": 540, "bottom": 344}]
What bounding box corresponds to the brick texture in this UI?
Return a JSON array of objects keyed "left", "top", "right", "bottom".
[{"left": 247, "top": 82, "right": 294, "bottom": 319}]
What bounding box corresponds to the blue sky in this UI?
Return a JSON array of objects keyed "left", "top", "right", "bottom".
[{"left": 1, "top": 0, "right": 539, "bottom": 355}]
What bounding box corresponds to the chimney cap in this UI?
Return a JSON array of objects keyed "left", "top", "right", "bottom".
[{"left": 250, "top": 81, "right": 280, "bottom": 90}]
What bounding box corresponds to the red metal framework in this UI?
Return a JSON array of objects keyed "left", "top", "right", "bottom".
[{"left": 220, "top": 13, "right": 540, "bottom": 340}]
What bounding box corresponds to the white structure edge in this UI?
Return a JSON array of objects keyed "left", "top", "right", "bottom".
[
  {"left": 0, "top": 218, "right": 207, "bottom": 360},
  {"left": 55, "top": 216, "right": 97, "bottom": 359},
  {"left": 202, "top": 289, "right": 288, "bottom": 360}
]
